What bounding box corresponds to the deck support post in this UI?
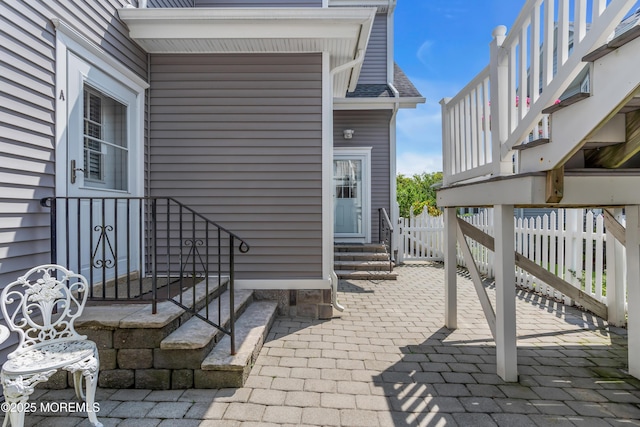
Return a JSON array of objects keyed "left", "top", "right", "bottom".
[
  {"left": 444, "top": 207, "right": 457, "bottom": 329},
  {"left": 625, "top": 205, "right": 640, "bottom": 379},
  {"left": 489, "top": 25, "right": 513, "bottom": 177},
  {"left": 606, "top": 208, "right": 627, "bottom": 326},
  {"left": 494, "top": 204, "right": 518, "bottom": 382}
]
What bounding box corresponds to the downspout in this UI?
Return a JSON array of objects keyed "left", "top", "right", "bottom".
[
  {"left": 388, "top": 82, "right": 400, "bottom": 261},
  {"left": 327, "top": 49, "right": 366, "bottom": 313},
  {"left": 330, "top": 49, "right": 366, "bottom": 84}
]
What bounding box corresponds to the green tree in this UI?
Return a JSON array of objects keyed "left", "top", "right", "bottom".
[{"left": 396, "top": 172, "right": 443, "bottom": 217}]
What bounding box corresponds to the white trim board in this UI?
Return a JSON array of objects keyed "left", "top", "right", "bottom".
[
  {"left": 235, "top": 279, "right": 331, "bottom": 290},
  {"left": 54, "top": 18, "right": 147, "bottom": 200},
  {"left": 334, "top": 146, "right": 372, "bottom": 243},
  {"left": 322, "top": 51, "right": 335, "bottom": 288}
]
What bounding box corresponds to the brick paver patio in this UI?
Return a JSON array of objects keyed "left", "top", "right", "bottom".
[{"left": 22, "top": 263, "right": 640, "bottom": 426}]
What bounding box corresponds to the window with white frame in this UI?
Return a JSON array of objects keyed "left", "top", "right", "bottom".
[{"left": 82, "top": 85, "right": 128, "bottom": 191}]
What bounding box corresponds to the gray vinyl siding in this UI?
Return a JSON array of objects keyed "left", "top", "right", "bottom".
[
  {"left": 358, "top": 13, "right": 388, "bottom": 84},
  {"left": 195, "top": 0, "right": 321, "bottom": 6},
  {"left": 334, "top": 110, "right": 391, "bottom": 242},
  {"left": 0, "top": 0, "right": 147, "bottom": 357},
  {"left": 149, "top": 53, "right": 323, "bottom": 280}
]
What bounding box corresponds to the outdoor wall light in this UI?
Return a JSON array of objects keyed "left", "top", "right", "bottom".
[{"left": 343, "top": 129, "right": 355, "bottom": 139}]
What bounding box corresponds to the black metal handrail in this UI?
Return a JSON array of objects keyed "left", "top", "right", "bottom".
[
  {"left": 379, "top": 207, "right": 394, "bottom": 272},
  {"left": 40, "top": 196, "right": 249, "bottom": 354}
]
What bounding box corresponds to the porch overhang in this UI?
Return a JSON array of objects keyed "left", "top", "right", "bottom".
[{"left": 118, "top": 7, "right": 376, "bottom": 97}]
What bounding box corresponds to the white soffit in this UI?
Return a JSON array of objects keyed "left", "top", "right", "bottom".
[{"left": 118, "top": 7, "right": 376, "bottom": 97}]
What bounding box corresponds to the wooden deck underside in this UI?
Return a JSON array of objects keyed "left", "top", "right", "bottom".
[{"left": 437, "top": 169, "right": 640, "bottom": 208}]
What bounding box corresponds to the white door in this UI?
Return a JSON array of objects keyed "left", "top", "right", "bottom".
[
  {"left": 334, "top": 148, "right": 371, "bottom": 242},
  {"left": 59, "top": 53, "right": 143, "bottom": 285}
]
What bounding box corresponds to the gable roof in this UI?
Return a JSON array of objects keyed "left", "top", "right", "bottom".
[
  {"left": 393, "top": 63, "right": 422, "bottom": 99},
  {"left": 337, "top": 63, "right": 424, "bottom": 109}
]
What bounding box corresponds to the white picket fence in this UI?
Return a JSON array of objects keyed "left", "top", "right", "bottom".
[{"left": 398, "top": 208, "right": 622, "bottom": 307}]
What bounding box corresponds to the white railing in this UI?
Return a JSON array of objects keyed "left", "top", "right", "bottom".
[
  {"left": 441, "top": 0, "right": 636, "bottom": 185},
  {"left": 399, "top": 208, "right": 628, "bottom": 314}
]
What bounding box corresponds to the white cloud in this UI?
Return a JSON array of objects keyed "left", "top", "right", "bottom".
[
  {"left": 397, "top": 152, "right": 443, "bottom": 176},
  {"left": 395, "top": 76, "right": 464, "bottom": 177},
  {"left": 416, "top": 40, "right": 434, "bottom": 66}
]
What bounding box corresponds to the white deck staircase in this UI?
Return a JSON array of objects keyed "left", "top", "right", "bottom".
[
  {"left": 519, "top": 29, "right": 640, "bottom": 174},
  {"left": 437, "top": 0, "right": 640, "bottom": 384}
]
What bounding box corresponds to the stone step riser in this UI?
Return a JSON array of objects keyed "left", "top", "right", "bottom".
[
  {"left": 334, "top": 244, "right": 387, "bottom": 253},
  {"left": 76, "top": 282, "right": 278, "bottom": 389},
  {"left": 334, "top": 244, "right": 395, "bottom": 279},
  {"left": 197, "top": 301, "right": 279, "bottom": 388},
  {"left": 334, "top": 253, "right": 390, "bottom": 261},
  {"left": 334, "top": 262, "right": 392, "bottom": 271},
  {"left": 336, "top": 271, "right": 398, "bottom": 280}
]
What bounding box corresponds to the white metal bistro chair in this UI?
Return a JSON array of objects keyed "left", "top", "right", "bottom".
[{"left": 0, "top": 265, "right": 101, "bottom": 427}]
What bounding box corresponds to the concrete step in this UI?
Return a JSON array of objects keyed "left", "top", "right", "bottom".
[
  {"left": 198, "top": 300, "right": 279, "bottom": 388},
  {"left": 160, "top": 289, "right": 254, "bottom": 350},
  {"left": 78, "top": 276, "right": 228, "bottom": 331},
  {"left": 153, "top": 289, "right": 254, "bottom": 371},
  {"left": 336, "top": 270, "right": 398, "bottom": 280},
  {"left": 334, "top": 243, "right": 387, "bottom": 253},
  {"left": 334, "top": 260, "right": 393, "bottom": 271},
  {"left": 334, "top": 251, "right": 390, "bottom": 261}
]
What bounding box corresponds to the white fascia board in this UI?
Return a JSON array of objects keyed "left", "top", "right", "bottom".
[
  {"left": 398, "top": 97, "right": 427, "bottom": 108},
  {"left": 329, "top": 0, "right": 393, "bottom": 12},
  {"left": 333, "top": 98, "right": 396, "bottom": 110},
  {"left": 118, "top": 7, "right": 375, "bottom": 48},
  {"left": 333, "top": 96, "right": 425, "bottom": 110}
]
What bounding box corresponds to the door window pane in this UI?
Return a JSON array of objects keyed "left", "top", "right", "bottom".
[
  {"left": 83, "top": 85, "right": 128, "bottom": 191},
  {"left": 334, "top": 159, "right": 362, "bottom": 234}
]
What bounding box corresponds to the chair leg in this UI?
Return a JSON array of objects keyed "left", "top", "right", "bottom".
[
  {"left": 72, "top": 371, "right": 85, "bottom": 400},
  {"left": 1, "top": 370, "right": 54, "bottom": 427},
  {"left": 66, "top": 351, "right": 101, "bottom": 427},
  {"left": 83, "top": 368, "right": 101, "bottom": 427},
  {"left": 2, "top": 396, "right": 27, "bottom": 427}
]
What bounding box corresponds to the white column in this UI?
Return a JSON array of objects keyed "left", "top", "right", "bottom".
[
  {"left": 625, "top": 205, "right": 640, "bottom": 379},
  {"left": 444, "top": 207, "right": 457, "bottom": 329},
  {"left": 494, "top": 204, "right": 518, "bottom": 381},
  {"left": 607, "top": 208, "right": 627, "bottom": 326}
]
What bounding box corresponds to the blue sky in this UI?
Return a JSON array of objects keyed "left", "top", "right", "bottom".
[{"left": 394, "top": 0, "right": 524, "bottom": 176}]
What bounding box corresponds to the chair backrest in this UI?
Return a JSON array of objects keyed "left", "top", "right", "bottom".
[{"left": 1, "top": 264, "right": 89, "bottom": 356}]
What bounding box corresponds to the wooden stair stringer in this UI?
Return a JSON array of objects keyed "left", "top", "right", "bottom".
[{"left": 519, "top": 36, "right": 640, "bottom": 174}]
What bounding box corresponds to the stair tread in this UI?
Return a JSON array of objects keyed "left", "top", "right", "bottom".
[
  {"left": 334, "top": 244, "right": 387, "bottom": 253},
  {"left": 335, "top": 251, "right": 390, "bottom": 258},
  {"left": 336, "top": 270, "right": 398, "bottom": 280},
  {"left": 583, "top": 25, "right": 640, "bottom": 62},
  {"left": 541, "top": 92, "right": 590, "bottom": 114},
  {"left": 80, "top": 277, "right": 228, "bottom": 329},
  {"left": 201, "top": 300, "right": 278, "bottom": 371},
  {"left": 160, "top": 289, "right": 253, "bottom": 350},
  {"left": 335, "top": 260, "right": 391, "bottom": 266},
  {"left": 512, "top": 138, "right": 550, "bottom": 151}
]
